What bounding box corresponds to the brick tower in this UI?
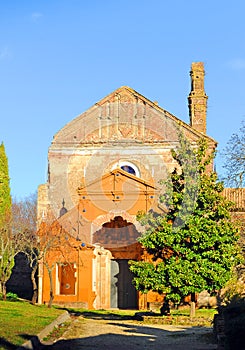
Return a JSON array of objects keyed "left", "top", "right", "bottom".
[{"left": 188, "top": 62, "right": 208, "bottom": 134}]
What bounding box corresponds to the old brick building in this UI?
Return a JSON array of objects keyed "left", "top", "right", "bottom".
[{"left": 37, "top": 62, "right": 217, "bottom": 309}]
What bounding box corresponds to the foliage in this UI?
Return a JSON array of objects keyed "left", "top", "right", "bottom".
[
  {"left": 0, "top": 292, "right": 19, "bottom": 301},
  {"left": 130, "top": 133, "right": 242, "bottom": 309},
  {"left": 0, "top": 236, "right": 15, "bottom": 298},
  {"left": 0, "top": 142, "right": 15, "bottom": 301},
  {"left": 222, "top": 121, "right": 245, "bottom": 187},
  {"left": 219, "top": 265, "right": 245, "bottom": 305},
  {"left": 0, "top": 142, "right": 11, "bottom": 225}
]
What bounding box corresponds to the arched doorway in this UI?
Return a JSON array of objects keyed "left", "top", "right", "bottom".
[
  {"left": 93, "top": 216, "right": 140, "bottom": 309},
  {"left": 93, "top": 216, "right": 140, "bottom": 248}
]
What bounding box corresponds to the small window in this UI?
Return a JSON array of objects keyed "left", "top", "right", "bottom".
[
  {"left": 121, "top": 165, "right": 136, "bottom": 175},
  {"left": 57, "top": 263, "right": 76, "bottom": 295},
  {"left": 112, "top": 161, "right": 140, "bottom": 177}
]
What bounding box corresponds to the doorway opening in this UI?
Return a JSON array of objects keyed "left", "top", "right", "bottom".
[
  {"left": 93, "top": 216, "right": 139, "bottom": 309},
  {"left": 111, "top": 259, "right": 137, "bottom": 309}
]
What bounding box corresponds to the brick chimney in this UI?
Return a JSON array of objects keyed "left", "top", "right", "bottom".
[{"left": 188, "top": 62, "right": 208, "bottom": 134}]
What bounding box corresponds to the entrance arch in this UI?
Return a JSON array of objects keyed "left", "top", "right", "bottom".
[
  {"left": 93, "top": 216, "right": 140, "bottom": 309},
  {"left": 92, "top": 216, "right": 140, "bottom": 248}
]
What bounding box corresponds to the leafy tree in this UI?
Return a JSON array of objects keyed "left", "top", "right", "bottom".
[
  {"left": 222, "top": 121, "right": 245, "bottom": 187},
  {"left": 130, "top": 135, "right": 242, "bottom": 316},
  {"left": 0, "top": 142, "right": 15, "bottom": 300}
]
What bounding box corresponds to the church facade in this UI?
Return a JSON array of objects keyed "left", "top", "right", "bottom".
[{"left": 37, "top": 62, "right": 217, "bottom": 309}]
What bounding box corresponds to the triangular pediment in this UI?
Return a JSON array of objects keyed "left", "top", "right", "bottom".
[
  {"left": 51, "top": 86, "right": 216, "bottom": 147},
  {"left": 78, "top": 168, "right": 156, "bottom": 193},
  {"left": 77, "top": 168, "right": 157, "bottom": 222}
]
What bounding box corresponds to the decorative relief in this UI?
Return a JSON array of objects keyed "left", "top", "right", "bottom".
[
  {"left": 118, "top": 124, "right": 134, "bottom": 138},
  {"left": 54, "top": 89, "right": 182, "bottom": 145},
  {"left": 84, "top": 124, "right": 164, "bottom": 143},
  {"left": 52, "top": 85, "right": 205, "bottom": 148}
]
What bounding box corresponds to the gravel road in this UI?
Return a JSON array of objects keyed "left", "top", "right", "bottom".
[{"left": 33, "top": 315, "right": 218, "bottom": 350}]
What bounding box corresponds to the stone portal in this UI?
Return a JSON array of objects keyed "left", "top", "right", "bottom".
[{"left": 94, "top": 216, "right": 139, "bottom": 309}]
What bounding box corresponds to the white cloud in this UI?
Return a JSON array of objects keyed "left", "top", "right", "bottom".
[
  {"left": 0, "top": 47, "right": 11, "bottom": 60},
  {"left": 31, "top": 12, "right": 43, "bottom": 22},
  {"left": 227, "top": 58, "right": 245, "bottom": 70}
]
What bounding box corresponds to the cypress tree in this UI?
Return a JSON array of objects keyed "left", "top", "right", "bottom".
[
  {"left": 0, "top": 142, "right": 11, "bottom": 225},
  {"left": 0, "top": 142, "right": 13, "bottom": 300}
]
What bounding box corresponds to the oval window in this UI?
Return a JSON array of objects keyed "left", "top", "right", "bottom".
[
  {"left": 121, "top": 165, "right": 136, "bottom": 175},
  {"left": 111, "top": 161, "right": 140, "bottom": 177}
]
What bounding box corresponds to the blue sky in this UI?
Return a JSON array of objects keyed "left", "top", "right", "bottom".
[{"left": 1, "top": 0, "right": 245, "bottom": 199}]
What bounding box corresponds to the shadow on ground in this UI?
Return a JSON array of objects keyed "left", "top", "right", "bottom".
[
  {"left": 0, "top": 321, "right": 217, "bottom": 350},
  {"left": 0, "top": 337, "right": 18, "bottom": 349},
  {"left": 59, "top": 308, "right": 138, "bottom": 320}
]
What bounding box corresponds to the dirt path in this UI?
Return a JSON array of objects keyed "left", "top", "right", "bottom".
[{"left": 36, "top": 315, "right": 218, "bottom": 350}]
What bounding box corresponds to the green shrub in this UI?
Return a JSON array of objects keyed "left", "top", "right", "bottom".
[
  {"left": 0, "top": 292, "right": 19, "bottom": 301},
  {"left": 6, "top": 292, "right": 19, "bottom": 301}
]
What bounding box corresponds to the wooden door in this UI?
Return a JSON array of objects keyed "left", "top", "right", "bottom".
[
  {"left": 110, "top": 259, "right": 137, "bottom": 309},
  {"left": 59, "top": 263, "right": 76, "bottom": 295}
]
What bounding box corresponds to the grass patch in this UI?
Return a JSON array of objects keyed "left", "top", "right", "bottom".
[
  {"left": 137, "top": 308, "right": 218, "bottom": 327},
  {"left": 43, "top": 321, "right": 71, "bottom": 342},
  {"left": 0, "top": 300, "right": 64, "bottom": 348},
  {"left": 171, "top": 307, "right": 217, "bottom": 318},
  {"left": 171, "top": 308, "right": 218, "bottom": 320}
]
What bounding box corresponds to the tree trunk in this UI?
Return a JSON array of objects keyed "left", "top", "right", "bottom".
[
  {"left": 31, "top": 264, "right": 38, "bottom": 304},
  {"left": 2, "top": 282, "right": 6, "bottom": 301},
  {"left": 190, "top": 292, "right": 196, "bottom": 318},
  {"left": 47, "top": 266, "right": 54, "bottom": 308}
]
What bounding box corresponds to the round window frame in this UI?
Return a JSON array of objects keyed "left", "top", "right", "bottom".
[{"left": 112, "top": 161, "right": 140, "bottom": 177}]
